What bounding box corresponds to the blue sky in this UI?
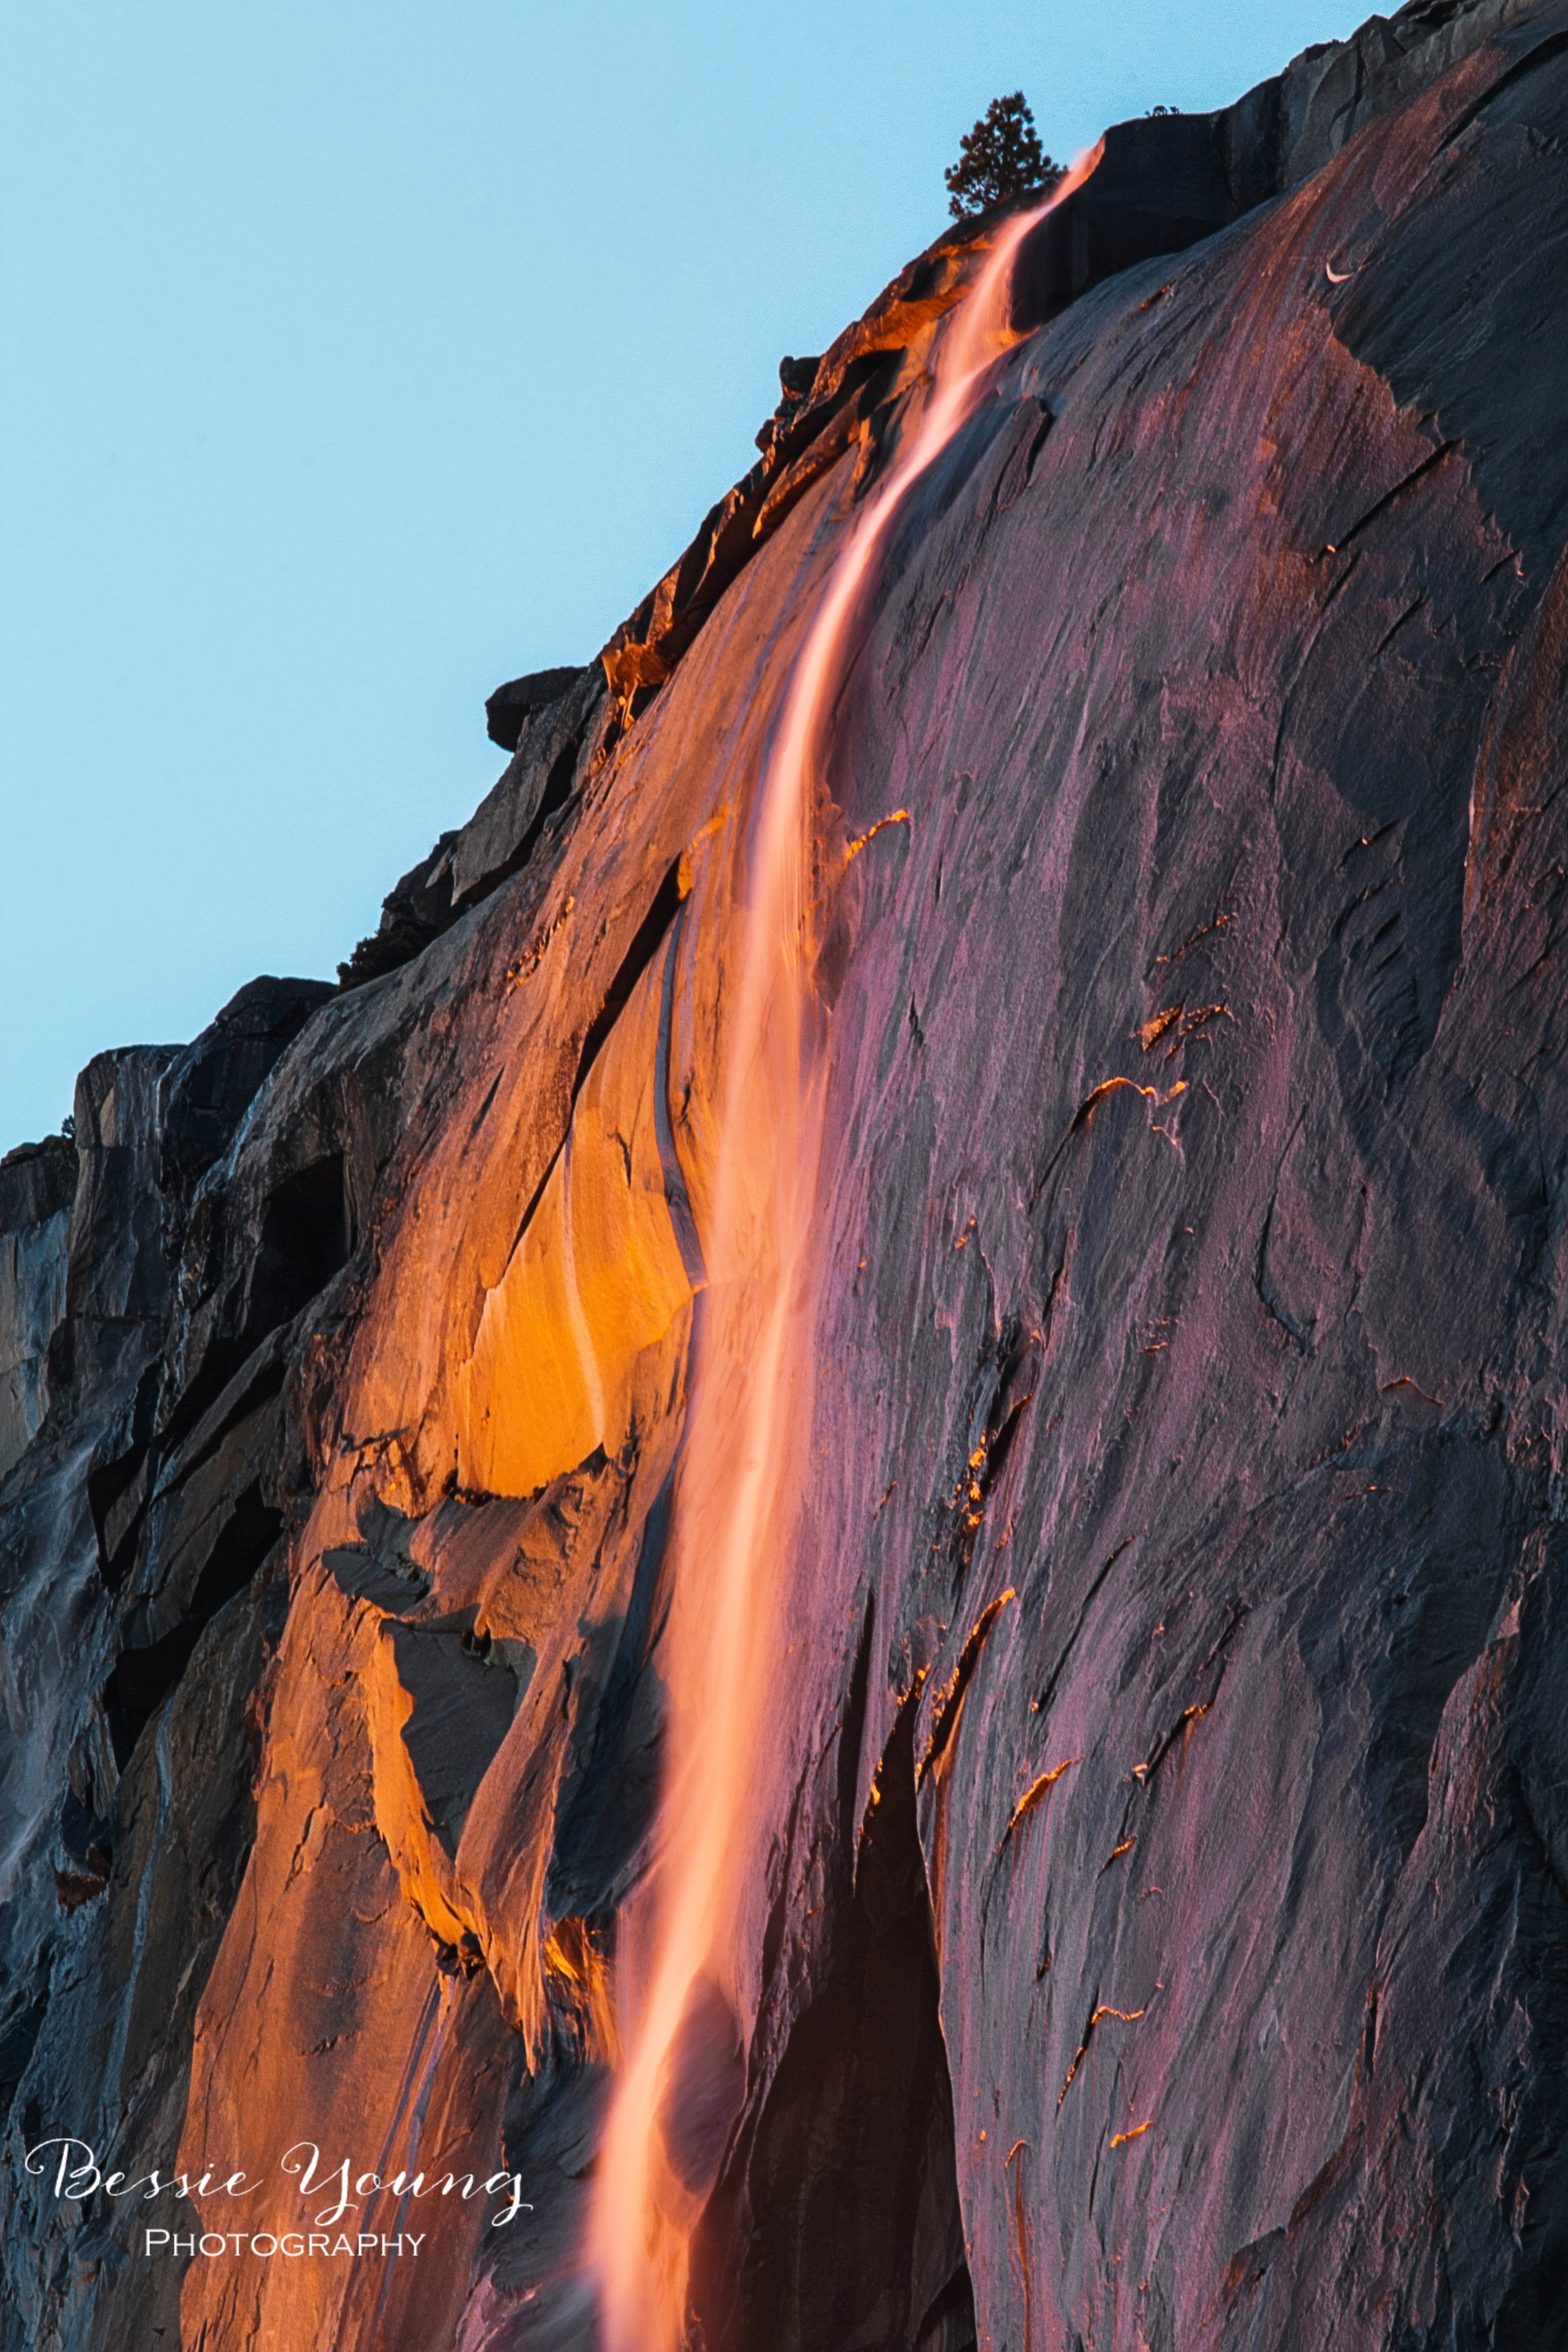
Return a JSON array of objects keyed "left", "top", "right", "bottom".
[{"left": 0, "top": 0, "right": 1370, "bottom": 1149}]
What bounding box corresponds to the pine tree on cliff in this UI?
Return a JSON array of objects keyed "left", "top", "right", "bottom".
[{"left": 945, "top": 93, "right": 1063, "bottom": 218}]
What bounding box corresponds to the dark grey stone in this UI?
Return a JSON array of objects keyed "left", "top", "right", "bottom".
[{"left": 485, "top": 664, "right": 588, "bottom": 753}]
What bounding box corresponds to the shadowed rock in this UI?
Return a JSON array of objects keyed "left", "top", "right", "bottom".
[
  {"left": 158, "top": 977, "right": 336, "bottom": 1204},
  {"left": 4, "top": 3, "right": 1568, "bottom": 2348},
  {"left": 0, "top": 1140, "right": 76, "bottom": 1480},
  {"left": 485, "top": 664, "right": 588, "bottom": 753}
]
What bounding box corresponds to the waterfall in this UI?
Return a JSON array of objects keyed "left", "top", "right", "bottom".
[{"left": 588, "top": 161, "right": 1096, "bottom": 2352}]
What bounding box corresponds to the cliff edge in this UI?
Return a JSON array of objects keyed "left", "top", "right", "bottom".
[{"left": 4, "top": 3, "right": 1568, "bottom": 2345}]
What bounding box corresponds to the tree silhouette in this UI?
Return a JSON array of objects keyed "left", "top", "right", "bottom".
[{"left": 945, "top": 93, "right": 1063, "bottom": 219}]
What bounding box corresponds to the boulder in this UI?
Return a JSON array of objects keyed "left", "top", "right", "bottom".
[{"left": 485, "top": 663, "right": 589, "bottom": 753}]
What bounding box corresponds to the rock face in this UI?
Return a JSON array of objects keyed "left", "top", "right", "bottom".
[
  {"left": 5, "top": 1, "right": 1568, "bottom": 2344},
  {"left": 0, "top": 1142, "right": 77, "bottom": 1483}
]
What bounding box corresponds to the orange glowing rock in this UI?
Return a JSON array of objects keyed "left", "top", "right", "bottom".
[
  {"left": 12, "top": 14, "right": 1568, "bottom": 2352},
  {"left": 458, "top": 1010, "right": 689, "bottom": 1494}
]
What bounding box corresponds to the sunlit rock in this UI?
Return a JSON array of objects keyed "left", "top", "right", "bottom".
[{"left": 5, "top": 4, "right": 1568, "bottom": 2347}]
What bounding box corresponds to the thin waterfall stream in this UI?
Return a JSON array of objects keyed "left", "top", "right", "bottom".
[{"left": 588, "top": 162, "right": 1095, "bottom": 2352}]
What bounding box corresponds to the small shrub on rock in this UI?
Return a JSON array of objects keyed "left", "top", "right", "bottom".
[{"left": 945, "top": 93, "right": 1064, "bottom": 218}]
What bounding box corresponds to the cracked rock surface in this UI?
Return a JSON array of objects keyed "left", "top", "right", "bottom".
[{"left": 4, "top": 2, "right": 1568, "bottom": 2344}]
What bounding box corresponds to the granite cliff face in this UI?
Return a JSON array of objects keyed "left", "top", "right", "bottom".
[{"left": 6, "top": 2, "right": 1568, "bottom": 2344}]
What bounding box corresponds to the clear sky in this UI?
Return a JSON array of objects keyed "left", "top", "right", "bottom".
[{"left": 1, "top": 0, "right": 1372, "bottom": 1150}]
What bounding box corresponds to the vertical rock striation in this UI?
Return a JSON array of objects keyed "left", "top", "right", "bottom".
[{"left": 4, "top": 2, "right": 1568, "bottom": 2344}]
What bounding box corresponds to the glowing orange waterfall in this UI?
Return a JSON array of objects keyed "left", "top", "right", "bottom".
[{"left": 588, "top": 161, "right": 1098, "bottom": 2352}]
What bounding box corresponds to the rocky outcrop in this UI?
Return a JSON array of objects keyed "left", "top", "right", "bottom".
[
  {"left": 0, "top": 1142, "right": 77, "bottom": 1483},
  {"left": 5, "top": 1, "right": 1568, "bottom": 2346},
  {"left": 336, "top": 666, "right": 608, "bottom": 992},
  {"left": 484, "top": 665, "right": 588, "bottom": 755}
]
